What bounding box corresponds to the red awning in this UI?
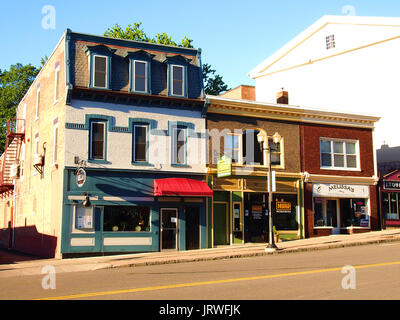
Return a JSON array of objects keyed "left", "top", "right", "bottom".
[{"left": 154, "top": 178, "right": 213, "bottom": 197}]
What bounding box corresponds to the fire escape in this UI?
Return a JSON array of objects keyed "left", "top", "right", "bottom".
[{"left": 0, "top": 119, "right": 25, "bottom": 198}]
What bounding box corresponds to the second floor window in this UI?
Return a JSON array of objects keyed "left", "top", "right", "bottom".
[
  {"left": 90, "top": 121, "right": 106, "bottom": 160},
  {"left": 54, "top": 65, "right": 60, "bottom": 103},
  {"left": 224, "top": 133, "right": 241, "bottom": 164},
  {"left": 320, "top": 139, "right": 358, "bottom": 169},
  {"left": 172, "top": 65, "right": 184, "bottom": 96},
  {"left": 93, "top": 55, "right": 108, "bottom": 88},
  {"left": 134, "top": 61, "right": 147, "bottom": 93},
  {"left": 172, "top": 127, "right": 186, "bottom": 165},
  {"left": 133, "top": 125, "right": 148, "bottom": 163}
]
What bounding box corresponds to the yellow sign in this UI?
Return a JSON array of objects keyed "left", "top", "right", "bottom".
[
  {"left": 217, "top": 155, "right": 232, "bottom": 178},
  {"left": 276, "top": 199, "right": 291, "bottom": 213}
]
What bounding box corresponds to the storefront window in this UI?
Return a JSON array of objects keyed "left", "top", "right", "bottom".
[
  {"left": 383, "top": 193, "right": 399, "bottom": 220},
  {"left": 340, "top": 198, "right": 368, "bottom": 227},
  {"left": 313, "top": 198, "right": 337, "bottom": 227},
  {"left": 274, "top": 195, "right": 298, "bottom": 230},
  {"left": 103, "top": 206, "right": 151, "bottom": 232},
  {"left": 75, "top": 206, "right": 94, "bottom": 230}
]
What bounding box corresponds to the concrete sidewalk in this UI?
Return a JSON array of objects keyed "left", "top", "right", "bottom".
[{"left": 1, "top": 229, "right": 400, "bottom": 278}]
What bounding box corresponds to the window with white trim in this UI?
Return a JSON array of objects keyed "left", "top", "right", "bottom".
[
  {"left": 35, "top": 86, "right": 40, "bottom": 120},
  {"left": 93, "top": 55, "right": 108, "bottom": 88},
  {"left": 172, "top": 65, "right": 184, "bottom": 96},
  {"left": 133, "top": 124, "right": 148, "bottom": 163},
  {"left": 224, "top": 133, "right": 241, "bottom": 164},
  {"left": 54, "top": 65, "right": 60, "bottom": 103},
  {"left": 134, "top": 60, "right": 147, "bottom": 93},
  {"left": 172, "top": 127, "right": 186, "bottom": 165},
  {"left": 53, "top": 123, "right": 58, "bottom": 164},
  {"left": 90, "top": 121, "right": 106, "bottom": 160},
  {"left": 320, "top": 138, "right": 359, "bottom": 169}
]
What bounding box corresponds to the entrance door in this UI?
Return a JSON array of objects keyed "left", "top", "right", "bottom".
[
  {"left": 161, "top": 208, "right": 178, "bottom": 250},
  {"left": 327, "top": 199, "right": 340, "bottom": 234},
  {"left": 213, "top": 203, "right": 228, "bottom": 245},
  {"left": 185, "top": 206, "right": 200, "bottom": 250}
]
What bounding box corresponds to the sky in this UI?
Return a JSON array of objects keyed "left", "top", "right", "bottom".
[{"left": 1, "top": 0, "right": 400, "bottom": 89}]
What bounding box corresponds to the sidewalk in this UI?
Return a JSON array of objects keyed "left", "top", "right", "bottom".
[{"left": 1, "top": 229, "right": 400, "bottom": 278}]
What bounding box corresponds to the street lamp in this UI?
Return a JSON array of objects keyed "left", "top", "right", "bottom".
[{"left": 257, "top": 130, "right": 282, "bottom": 252}]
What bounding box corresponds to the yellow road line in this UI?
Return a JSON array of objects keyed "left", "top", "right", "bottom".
[{"left": 35, "top": 260, "right": 400, "bottom": 300}]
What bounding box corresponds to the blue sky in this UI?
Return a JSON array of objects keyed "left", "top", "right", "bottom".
[{"left": 1, "top": 0, "right": 400, "bottom": 89}]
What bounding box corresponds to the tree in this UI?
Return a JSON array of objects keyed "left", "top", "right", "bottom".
[
  {"left": 104, "top": 23, "right": 229, "bottom": 95},
  {"left": 0, "top": 63, "right": 39, "bottom": 154}
]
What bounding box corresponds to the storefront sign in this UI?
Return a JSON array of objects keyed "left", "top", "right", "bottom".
[
  {"left": 217, "top": 155, "right": 232, "bottom": 178},
  {"left": 76, "top": 168, "right": 86, "bottom": 188},
  {"left": 312, "top": 183, "right": 369, "bottom": 198},
  {"left": 383, "top": 180, "right": 400, "bottom": 191},
  {"left": 276, "top": 199, "right": 292, "bottom": 213}
]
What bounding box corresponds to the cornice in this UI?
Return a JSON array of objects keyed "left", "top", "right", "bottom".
[
  {"left": 206, "top": 96, "right": 379, "bottom": 129},
  {"left": 302, "top": 172, "right": 379, "bottom": 185}
]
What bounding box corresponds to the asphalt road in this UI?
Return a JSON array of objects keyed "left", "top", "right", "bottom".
[{"left": 2, "top": 242, "right": 400, "bottom": 302}]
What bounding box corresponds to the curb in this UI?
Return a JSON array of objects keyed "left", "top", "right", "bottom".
[{"left": 101, "top": 236, "right": 400, "bottom": 270}]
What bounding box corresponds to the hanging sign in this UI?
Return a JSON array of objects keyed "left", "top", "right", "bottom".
[
  {"left": 217, "top": 155, "right": 232, "bottom": 178},
  {"left": 76, "top": 168, "right": 86, "bottom": 188}
]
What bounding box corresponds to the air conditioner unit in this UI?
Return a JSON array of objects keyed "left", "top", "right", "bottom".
[
  {"left": 33, "top": 153, "right": 43, "bottom": 166},
  {"left": 10, "top": 164, "right": 20, "bottom": 179}
]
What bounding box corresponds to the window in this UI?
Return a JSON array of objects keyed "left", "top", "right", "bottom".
[
  {"left": 172, "top": 127, "right": 186, "bottom": 165},
  {"left": 20, "top": 143, "right": 25, "bottom": 179},
  {"left": 242, "top": 130, "right": 263, "bottom": 165},
  {"left": 313, "top": 198, "right": 338, "bottom": 227},
  {"left": 53, "top": 123, "right": 58, "bottom": 164},
  {"left": 103, "top": 206, "right": 151, "bottom": 232},
  {"left": 268, "top": 138, "right": 282, "bottom": 166},
  {"left": 90, "top": 121, "right": 106, "bottom": 160},
  {"left": 383, "top": 193, "right": 400, "bottom": 220},
  {"left": 224, "top": 133, "right": 241, "bottom": 164},
  {"left": 35, "top": 85, "right": 40, "bottom": 120},
  {"left": 134, "top": 61, "right": 147, "bottom": 93},
  {"left": 54, "top": 65, "right": 60, "bottom": 103},
  {"left": 33, "top": 134, "right": 39, "bottom": 176},
  {"left": 326, "top": 34, "right": 335, "bottom": 49},
  {"left": 172, "top": 65, "right": 184, "bottom": 96},
  {"left": 93, "top": 55, "right": 108, "bottom": 88},
  {"left": 320, "top": 139, "right": 358, "bottom": 170},
  {"left": 133, "top": 124, "right": 148, "bottom": 163}
]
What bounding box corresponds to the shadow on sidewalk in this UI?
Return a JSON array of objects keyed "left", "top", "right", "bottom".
[{"left": 0, "top": 248, "right": 43, "bottom": 265}]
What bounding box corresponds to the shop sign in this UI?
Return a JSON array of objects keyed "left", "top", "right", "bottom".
[
  {"left": 217, "top": 155, "right": 232, "bottom": 178},
  {"left": 312, "top": 183, "right": 369, "bottom": 198},
  {"left": 276, "top": 199, "right": 292, "bottom": 213},
  {"left": 383, "top": 180, "right": 400, "bottom": 191},
  {"left": 76, "top": 168, "right": 86, "bottom": 188}
]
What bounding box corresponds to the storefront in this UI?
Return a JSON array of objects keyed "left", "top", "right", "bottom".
[
  {"left": 61, "top": 169, "right": 211, "bottom": 256},
  {"left": 379, "top": 169, "right": 400, "bottom": 228},
  {"left": 209, "top": 174, "right": 302, "bottom": 246},
  {"left": 310, "top": 182, "right": 372, "bottom": 235}
]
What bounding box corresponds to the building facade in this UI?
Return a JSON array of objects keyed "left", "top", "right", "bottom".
[
  {"left": 0, "top": 30, "right": 211, "bottom": 258},
  {"left": 248, "top": 15, "right": 396, "bottom": 148}
]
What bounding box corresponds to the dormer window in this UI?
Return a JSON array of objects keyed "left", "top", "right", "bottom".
[
  {"left": 172, "top": 65, "right": 184, "bottom": 96},
  {"left": 133, "top": 60, "right": 147, "bottom": 93},
  {"left": 163, "top": 55, "right": 191, "bottom": 98},
  {"left": 93, "top": 55, "right": 108, "bottom": 88},
  {"left": 85, "top": 45, "right": 116, "bottom": 90},
  {"left": 125, "top": 50, "right": 154, "bottom": 94}
]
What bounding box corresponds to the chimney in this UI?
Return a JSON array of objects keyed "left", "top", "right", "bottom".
[{"left": 276, "top": 89, "right": 289, "bottom": 104}]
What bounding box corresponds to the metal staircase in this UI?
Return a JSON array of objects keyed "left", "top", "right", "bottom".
[{"left": 0, "top": 119, "right": 25, "bottom": 197}]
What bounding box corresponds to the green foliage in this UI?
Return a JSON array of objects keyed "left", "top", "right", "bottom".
[
  {"left": 0, "top": 63, "right": 39, "bottom": 153},
  {"left": 202, "top": 63, "right": 229, "bottom": 96},
  {"left": 104, "top": 22, "right": 228, "bottom": 95}
]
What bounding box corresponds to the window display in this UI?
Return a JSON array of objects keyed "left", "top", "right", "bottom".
[{"left": 103, "top": 206, "right": 151, "bottom": 232}]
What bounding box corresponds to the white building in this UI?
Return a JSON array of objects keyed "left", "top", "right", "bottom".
[{"left": 249, "top": 15, "right": 400, "bottom": 148}]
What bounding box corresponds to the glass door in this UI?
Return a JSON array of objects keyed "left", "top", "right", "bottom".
[
  {"left": 161, "top": 208, "right": 178, "bottom": 250},
  {"left": 327, "top": 199, "right": 340, "bottom": 234}
]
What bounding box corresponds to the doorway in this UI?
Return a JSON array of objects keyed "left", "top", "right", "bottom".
[
  {"left": 161, "top": 208, "right": 178, "bottom": 250},
  {"left": 213, "top": 202, "right": 228, "bottom": 245},
  {"left": 185, "top": 206, "right": 200, "bottom": 250}
]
